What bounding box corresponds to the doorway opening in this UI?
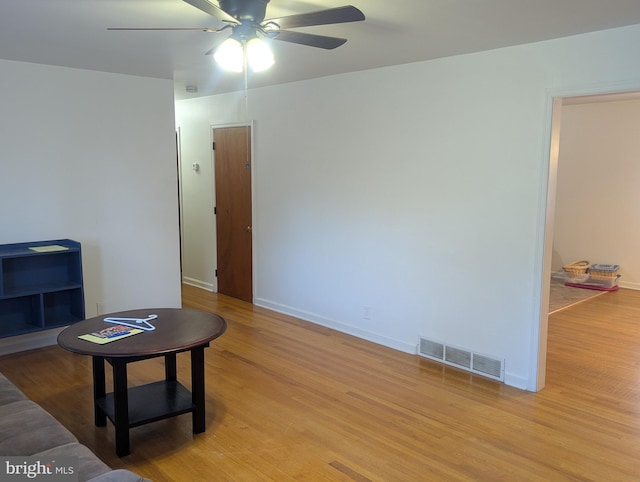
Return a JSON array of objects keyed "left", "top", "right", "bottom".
[{"left": 538, "top": 87, "right": 640, "bottom": 390}]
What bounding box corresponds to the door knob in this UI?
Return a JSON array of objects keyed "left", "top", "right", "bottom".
[{"left": 245, "top": 226, "right": 252, "bottom": 232}]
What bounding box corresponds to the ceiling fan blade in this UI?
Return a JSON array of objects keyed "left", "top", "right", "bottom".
[
  {"left": 108, "top": 27, "right": 224, "bottom": 32},
  {"left": 272, "top": 30, "right": 347, "bottom": 50},
  {"left": 183, "top": 0, "right": 239, "bottom": 25},
  {"left": 265, "top": 5, "right": 364, "bottom": 30}
]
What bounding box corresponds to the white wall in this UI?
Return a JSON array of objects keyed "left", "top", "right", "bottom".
[
  {"left": 553, "top": 99, "right": 640, "bottom": 289},
  {"left": 0, "top": 59, "right": 181, "bottom": 352},
  {"left": 176, "top": 24, "right": 640, "bottom": 390}
]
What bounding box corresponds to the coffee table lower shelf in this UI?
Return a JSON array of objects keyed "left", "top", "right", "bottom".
[{"left": 96, "top": 380, "right": 195, "bottom": 428}]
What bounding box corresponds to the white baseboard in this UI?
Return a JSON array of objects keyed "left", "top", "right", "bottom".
[
  {"left": 255, "top": 297, "right": 532, "bottom": 391},
  {"left": 255, "top": 297, "right": 430, "bottom": 356},
  {"left": 182, "top": 277, "right": 214, "bottom": 291},
  {"left": 0, "top": 327, "right": 65, "bottom": 356},
  {"left": 504, "top": 373, "right": 530, "bottom": 391},
  {"left": 618, "top": 280, "right": 640, "bottom": 290},
  {"left": 552, "top": 271, "right": 640, "bottom": 291}
]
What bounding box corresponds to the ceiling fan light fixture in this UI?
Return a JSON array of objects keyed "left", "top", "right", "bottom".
[
  {"left": 214, "top": 37, "right": 243, "bottom": 72},
  {"left": 246, "top": 37, "right": 274, "bottom": 72}
]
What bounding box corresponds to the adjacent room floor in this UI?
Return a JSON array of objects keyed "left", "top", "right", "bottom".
[{"left": 548, "top": 276, "right": 607, "bottom": 314}]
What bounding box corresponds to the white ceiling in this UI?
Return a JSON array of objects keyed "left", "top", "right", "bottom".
[{"left": 2, "top": 0, "right": 640, "bottom": 100}]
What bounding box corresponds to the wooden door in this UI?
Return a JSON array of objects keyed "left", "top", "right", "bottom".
[{"left": 213, "top": 126, "right": 253, "bottom": 302}]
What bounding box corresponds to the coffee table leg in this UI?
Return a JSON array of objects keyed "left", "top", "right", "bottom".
[
  {"left": 165, "top": 353, "right": 177, "bottom": 382},
  {"left": 92, "top": 357, "right": 106, "bottom": 427},
  {"left": 191, "top": 346, "right": 206, "bottom": 433},
  {"left": 112, "top": 361, "right": 130, "bottom": 457}
]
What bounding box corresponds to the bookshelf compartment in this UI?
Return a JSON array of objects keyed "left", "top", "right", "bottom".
[
  {"left": 43, "top": 289, "right": 85, "bottom": 328},
  {"left": 2, "top": 251, "right": 82, "bottom": 296},
  {"left": 0, "top": 295, "right": 43, "bottom": 338}
]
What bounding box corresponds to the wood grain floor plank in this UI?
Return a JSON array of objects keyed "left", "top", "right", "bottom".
[{"left": 1, "top": 284, "right": 639, "bottom": 480}]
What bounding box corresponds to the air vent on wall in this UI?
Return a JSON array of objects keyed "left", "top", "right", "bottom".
[{"left": 418, "top": 337, "right": 504, "bottom": 381}]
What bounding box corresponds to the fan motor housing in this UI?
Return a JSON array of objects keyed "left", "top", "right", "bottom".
[{"left": 219, "top": 0, "right": 270, "bottom": 23}]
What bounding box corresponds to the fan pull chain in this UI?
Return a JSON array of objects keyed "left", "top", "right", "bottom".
[
  {"left": 243, "top": 42, "right": 249, "bottom": 123},
  {"left": 242, "top": 42, "right": 251, "bottom": 175}
]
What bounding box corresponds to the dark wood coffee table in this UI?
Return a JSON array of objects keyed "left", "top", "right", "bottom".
[{"left": 57, "top": 308, "right": 227, "bottom": 457}]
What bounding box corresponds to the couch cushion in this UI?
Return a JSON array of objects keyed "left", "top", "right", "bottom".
[
  {"left": 0, "top": 399, "right": 35, "bottom": 417},
  {"left": 0, "top": 373, "right": 28, "bottom": 406},
  {"left": 36, "top": 445, "right": 152, "bottom": 482},
  {"left": 87, "top": 469, "right": 152, "bottom": 482},
  {"left": 36, "top": 442, "right": 111, "bottom": 482},
  {"left": 0, "top": 373, "right": 150, "bottom": 482},
  {"left": 0, "top": 400, "right": 77, "bottom": 455}
]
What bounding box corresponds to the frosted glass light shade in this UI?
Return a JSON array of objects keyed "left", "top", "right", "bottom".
[
  {"left": 214, "top": 37, "right": 243, "bottom": 72},
  {"left": 246, "top": 38, "right": 274, "bottom": 72}
]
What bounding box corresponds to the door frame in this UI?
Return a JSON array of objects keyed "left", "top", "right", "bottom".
[
  {"left": 176, "top": 127, "right": 185, "bottom": 280},
  {"left": 535, "top": 80, "right": 640, "bottom": 391},
  {"left": 211, "top": 121, "right": 256, "bottom": 300}
]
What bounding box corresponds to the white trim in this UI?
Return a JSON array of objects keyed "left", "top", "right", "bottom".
[
  {"left": 0, "top": 327, "right": 65, "bottom": 356},
  {"left": 209, "top": 125, "right": 218, "bottom": 294},
  {"left": 533, "top": 95, "right": 563, "bottom": 392},
  {"left": 182, "top": 276, "right": 214, "bottom": 291},
  {"left": 547, "top": 80, "right": 640, "bottom": 101},
  {"left": 248, "top": 121, "right": 257, "bottom": 303},
  {"left": 255, "top": 297, "right": 416, "bottom": 354},
  {"left": 176, "top": 126, "right": 185, "bottom": 282},
  {"left": 504, "top": 373, "right": 529, "bottom": 390},
  {"left": 618, "top": 281, "right": 640, "bottom": 290}
]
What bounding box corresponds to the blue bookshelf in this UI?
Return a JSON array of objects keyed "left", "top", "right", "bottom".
[{"left": 0, "top": 239, "right": 85, "bottom": 338}]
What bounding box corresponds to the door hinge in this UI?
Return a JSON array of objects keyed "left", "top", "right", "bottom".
[
  {"left": 212, "top": 142, "right": 215, "bottom": 150},
  {"left": 215, "top": 269, "right": 218, "bottom": 277},
  {"left": 214, "top": 206, "right": 217, "bottom": 215}
]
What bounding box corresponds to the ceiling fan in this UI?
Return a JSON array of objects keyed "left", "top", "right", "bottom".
[{"left": 109, "top": 0, "right": 365, "bottom": 71}]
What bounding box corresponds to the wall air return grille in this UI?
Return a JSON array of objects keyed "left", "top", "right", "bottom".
[
  {"left": 419, "top": 338, "right": 444, "bottom": 360},
  {"left": 445, "top": 346, "right": 471, "bottom": 369},
  {"left": 418, "top": 337, "right": 504, "bottom": 381},
  {"left": 473, "top": 353, "right": 503, "bottom": 379}
]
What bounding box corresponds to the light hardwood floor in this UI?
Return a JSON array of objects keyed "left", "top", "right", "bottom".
[{"left": 1, "top": 284, "right": 639, "bottom": 481}]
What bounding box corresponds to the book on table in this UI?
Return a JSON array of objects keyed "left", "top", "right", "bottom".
[{"left": 78, "top": 325, "right": 143, "bottom": 344}]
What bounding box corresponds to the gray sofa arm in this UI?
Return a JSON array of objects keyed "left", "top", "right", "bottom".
[{"left": 88, "top": 469, "right": 152, "bottom": 482}]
